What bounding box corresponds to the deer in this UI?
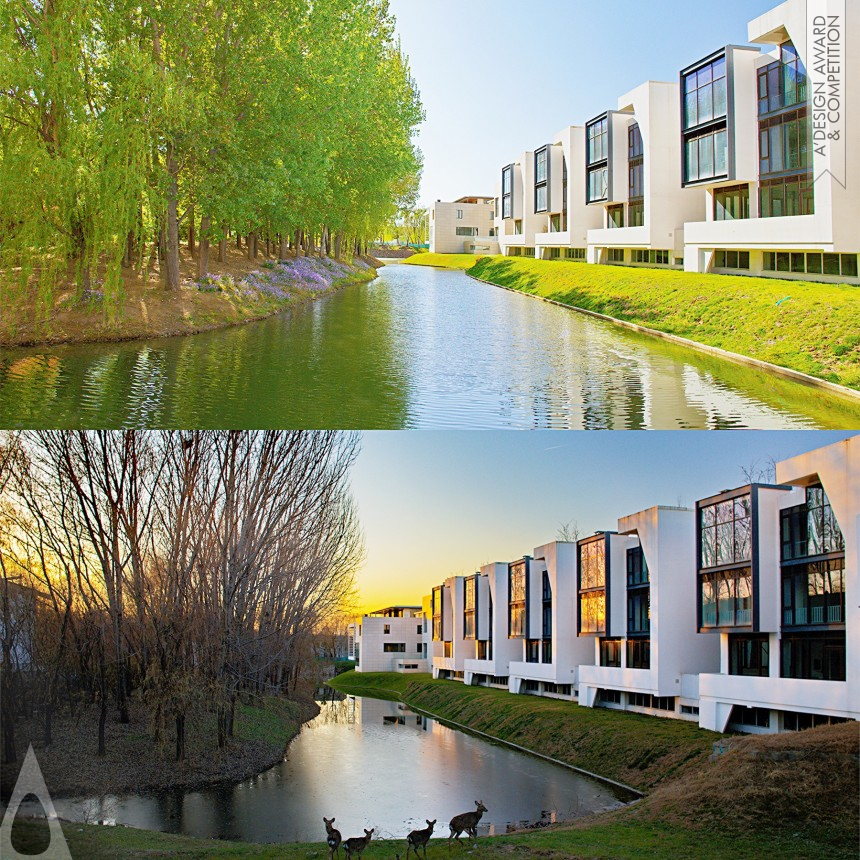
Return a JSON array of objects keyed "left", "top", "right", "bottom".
[
  {"left": 323, "top": 816, "right": 342, "bottom": 860},
  {"left": 406, "top": 818, "right": 436, "bottom": 859},
  {"left": 343, "top": 827, "right": 374, "bottom": 859},
  {"left": 448, "top": 801, "right": 487, "bottom": 847}
]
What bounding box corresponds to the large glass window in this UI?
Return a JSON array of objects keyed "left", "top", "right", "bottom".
[
  {"left": 561, "top": 156, "right": 568, "bottom": 230},
  {"left": 759, "top": 109, "right": 811, "bottom": 176},
  {"left": 599, "top": 638, "right": 621, "bottom": 667},
  {"left": 502, "top": 165, "right": 514, "bottom": 219},
  {"left": 432, "top": 586, "right": 443, "bottom": 641},
  {"left": 626, "top": 638, "right": 650, "bottom": 670},
  {"left": 464, "top": 576, "right": 476, "bottom": 640},
  {"left": 579, "top": 538, "right": 606, "bottom": 634},
  {"left": 535, "top": 147, "right": 548, "bottom": 213},
  {"left": 782, "top": 559, "right": 845, "bottom": 626},
  {"left": 714, "top": 185, "right": 750, "bottom": 220},
  {"left": 628, "top": 122, "right": 644, "bottom": 221},
  {"left": 587, "top": 117, "right": 608, "bottom": 164},
  {"left": 587, "top": 166, "right": 608, "bottom": 203},
  {"left": 782, "top": 485, "right": 845, "bottom": 561},
  {"left": 608, "top": 205, "right": 624, "bottom": 228},
  {"left": 781, "top": 632, "right": 845, "bottom": 681},
  {"left": 626, "top": 546, "right": 648, "bottom": 586},
  {"left": 684, "top": 55, "right": 728, "bottom": 130},
  {"left": 627, "top": 590, "right": 650, "bottom": 635},
  {"left": 526, "top": 639, "right": 540, "bottom": 663},
  {"left": 700, "top": 494, "right": 751, "bottom": 568},
  {"left": 685, "top": 128, "right": 728, "bottom": 183},
  {"left": 700, "top": 568, "right": 752, "bottom": 627},
  {"left": 758, "top": 42, "right": 808, "bottom": 117},
  {"left": 542, "top": 572, "right": 552, "bottom": 637},
  {"left": 509, "top": 560, "right": 526, "bottom": 638},
  {"left": 729, "top": 634, "right": 769, "bottom": 676}
]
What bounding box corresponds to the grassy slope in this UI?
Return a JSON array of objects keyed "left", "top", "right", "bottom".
[
  {"left": 402, "top": 252, "right": 482, "bottom": 269},
  {"left": 407, "top": 253, "right": 860, "bottom": 388}
]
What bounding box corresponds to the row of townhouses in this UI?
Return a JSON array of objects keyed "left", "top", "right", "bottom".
[
  {"left": 348, "top": 435, "right": 858, "bottom": 735},
  {"left": 431, "top": 0, "right": 859, "bottom": 285}
]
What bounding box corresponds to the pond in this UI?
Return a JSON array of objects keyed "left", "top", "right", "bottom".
[
  {"left": 2, "top": 262, "right": 857, "bottom": 429},
  {"left": 20, "top": 696, "right": 635, "bottom": 843}
]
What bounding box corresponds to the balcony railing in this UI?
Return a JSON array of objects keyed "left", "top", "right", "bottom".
[{"left": 784, "top": 603, "right": 845, "bottom": 626}]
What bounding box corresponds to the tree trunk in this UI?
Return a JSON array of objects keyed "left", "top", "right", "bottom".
[
  {"left": 279, "top": 234, "right": 288, "bottom": 260},
  {"left": 175, "top": 712, "right": 185, "bottom": 762},
  {"left": 219, "top": 234, "right": 227, "bottom": 263},
  {"left": 294, "top": 230, "right": 301, "bottom": 257},
  {"left": 308, "top": 231, "right": 316, "bottom": 256},
  {"left": 236, "top": 232, "right": 242, "bottom": 249},
  {"left": 198, "top": 214, "right": 211, "bottom": 278},
  {"left": 123, "top": 231, "right": 134, "bottom": 267},
  {"left": 188, "top": 207, "right": 195, "bottom": 253},
  {"left": 98, "top": 698, "right": 106, "bottom": 756},
  {"left": 164, "top": 143, "right": 181, "bottom": 290},
  {"left": 1, "top": 696, "right": 15, "bottom": 764},
  {"left": 334, "top": 232, "right": 343, "bottom": 261},
  {"left": 265, "top": 235, "right": 271, "bottom": 257},
  {"left": 248, "top": 232, "right": 257, "bottom": 259},
  {"left": 43, "top": 702, "right": 52, "bottom": 747}
]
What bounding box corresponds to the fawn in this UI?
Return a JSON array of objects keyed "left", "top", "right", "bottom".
[
  {"left": 323, "top": 816, "right": 342, "bottom": 859},
  {"left": 406, "top": 818, "right": 436, "bottom": 859},
  {"left": 343, "top": 827, "right": 374, "bottom": 859},
  {"left": 448, "top": 801, "right": 487, "bottom": 847}
]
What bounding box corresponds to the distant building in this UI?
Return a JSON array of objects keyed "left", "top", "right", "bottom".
[
  {"left": 429, "top": 197, "right": 499, "bottom": 254},
  {"left": 347, "top": 606, "right": 430, "bottom": 673}
]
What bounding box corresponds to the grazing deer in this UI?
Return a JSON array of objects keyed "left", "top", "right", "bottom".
[
  {"left": 323, "top": 816, "right": 342, "bottom": 860},
  {"left": 448, "top": 801, "right": 487, "bottom": 847},
  {"left": 406, "top": 818, "right": 436, "bottom": 859},
  {"left": 343, "top": 827, "right": 374, "bottom": 859}
]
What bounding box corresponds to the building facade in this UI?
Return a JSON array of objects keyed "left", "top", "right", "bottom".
[
  {"left": 429, "top": 197, "right": 499, "bottom": 254},
  {"left": 697, "top": 436, "right": 858, "bottom": 732},
  {"left": 578, "top": 507, "right": 720, "bottom": 720},
  {"left": 347, "top": 606, "right": 429, "bottom": 673},
  {"left": 485, "top": 0, "right": 858, "bottom": 284},
  {"left": 407, "top": 436, "right": 858, "bottom": 735}
]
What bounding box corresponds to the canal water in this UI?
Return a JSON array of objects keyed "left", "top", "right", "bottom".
[
  {"left": 1, "top": 262, "right": 857, "bottom": 429},
  {"left": 18, "top": 696, "right": 635, "bottom": 843}
]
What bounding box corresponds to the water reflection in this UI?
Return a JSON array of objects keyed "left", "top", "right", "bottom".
[
  {"left": 16, "top": 696, "right": 633, "bottom": 843},
  {"left": 2, "top": 264, "right": 857, "bottom": 428}
]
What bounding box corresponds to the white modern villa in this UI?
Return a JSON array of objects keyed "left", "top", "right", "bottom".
[
  {"left": 429, "top": 196, "right": 499, "bottom": 254},
  {"left": 490, "top": 0, "right": 859, "bottom": 284},
  {"left": 347, "top": 606, "right": 430, "bottom": 673},
  {"left": 410, "top": 436, "right": 859, "bottom": 734}
]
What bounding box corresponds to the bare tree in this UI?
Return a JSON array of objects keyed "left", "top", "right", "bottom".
[{"left": 556, "top": 519, "right": 581, "bottom": 543}]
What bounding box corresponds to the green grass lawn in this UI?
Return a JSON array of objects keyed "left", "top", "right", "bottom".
[
  {"left": 402, "top": 252, "right": 485, "bottom": 269},
  {"left": 405, "top": 253, "right": 860, "bottom": 389},
  {"left": 10, "top": 816, "right": 853, "bottom": 860}
]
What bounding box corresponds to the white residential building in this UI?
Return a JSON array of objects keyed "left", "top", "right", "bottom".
[
  {"left": 347, "top": 606, "right": 429, "bottom": 673},
  {"left": 584, "top": 81, "right": 702, "bottom": 268},
  {"left": 430, "top": 576, "right": 467, "bottom": 679},
  {"left": 461, "top": 562, "right": 523, "bottom": 689},
  {"left": 496, "top": 129, "right": 602, "bottom": 262},
  {"left": 429, "top": 197, "right": 499, "bottom": 255},
  {"left": 578, "top": 507, "right": 720, "bottom": 720},
  {"left": 683, "top": 0, "right": 860, "bottom": 283},
  {"left": 506, "top": 542, "right": 594, "bottom": 699},
  {"left": 697, "top": 435, "right": 858, "bottom": 733}
]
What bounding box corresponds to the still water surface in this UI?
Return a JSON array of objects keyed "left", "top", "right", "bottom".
[
  {"left": 23, "top": 697, "right": 634, "bottom": 843},
  {"left": 1, "top": 262, "right": 857, "bottom": 428}
]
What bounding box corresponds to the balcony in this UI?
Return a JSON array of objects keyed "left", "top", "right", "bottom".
[
  {"left": 684, "top": 213, "right": 828, "bottom": 248},
  {"left": 534, "top": 231, "right": 571, "bottom": 247},
  {"left": 783, "top": 604, "right": 845, "bottom": 626},
  {"left": 587, "top": 225, "right": 649, "bottom": 248},
  {"left": 508, "top": 660, "right": 561, "bottom": 682}
]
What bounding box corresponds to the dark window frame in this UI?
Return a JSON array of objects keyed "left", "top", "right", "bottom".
[
  {"left": 501, "top": 164, "right": 514, "bottom": 220},
  {"left": 534, "top": 145, "right": 550, "bottom": 214}
]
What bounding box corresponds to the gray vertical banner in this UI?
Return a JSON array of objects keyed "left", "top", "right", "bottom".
[
  {"left": 0, "top": 745, "right": 72, "bottom": 859},
  {"left": 807, "top": 0, "right": 848, "bottom": 188}
]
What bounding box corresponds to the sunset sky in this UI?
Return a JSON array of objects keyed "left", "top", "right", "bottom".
[
  {"left": 388, "top": 0, "right": 780, "bottom": 205},
  {"left": 349, "top": 430, "right": 856, "bottom": 612}
]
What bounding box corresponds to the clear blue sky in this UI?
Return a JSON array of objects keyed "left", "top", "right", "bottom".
[
  {"left": 388, "top": 0, "right": 780, "bottom": 205},
  {"left": 350, "top": 431, "right": 856, "bottom": 610}
]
